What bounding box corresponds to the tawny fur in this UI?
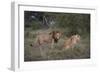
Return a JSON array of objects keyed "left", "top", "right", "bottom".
[
  {"left": 33, "top": 31, "right": 62, "bottom": 48},
  {"left": 63, "top": 34, "right": 80, "bottom": 49}
]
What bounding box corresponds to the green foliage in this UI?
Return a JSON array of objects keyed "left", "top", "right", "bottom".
[
  {"left": 24, "top": 11, "right": 90, "bottom": 36},
  {"left": 31, "top": 21, "right": 41, "bottom": 30}
]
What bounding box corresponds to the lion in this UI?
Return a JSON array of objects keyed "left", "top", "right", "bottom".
[{"left": 63, "top": 34, "right": 80, "bottom": 49}]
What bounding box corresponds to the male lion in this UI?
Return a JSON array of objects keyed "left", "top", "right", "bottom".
[
  {"left": 37, "top": 31, "right": 61, "bottom": 48},
  {"left": 31, "top": 30, "right": 62, "bottom": 48}
]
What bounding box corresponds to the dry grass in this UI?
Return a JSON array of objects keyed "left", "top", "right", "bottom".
[{"left": 24, "top": 29, "right": 90, "bottom": 61}]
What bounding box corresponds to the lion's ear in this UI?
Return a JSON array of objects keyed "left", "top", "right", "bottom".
[
  {"left": 57, "top": 31, "right": 62, "bottom": 34},
  {"left": 49, "top": 31, "right": 55, "bottom": 35},
  {"left": 49, "top": 32, "right": 51, "bottom": 35},
  {"left": 49, "top": 32, "right": 52, "bottom": 35},
  {"left": 59, "top": 32, "right": 62, "bottom": 35},
  {"left": 70, "top": 36, "right": 74, "bottom": 41}
]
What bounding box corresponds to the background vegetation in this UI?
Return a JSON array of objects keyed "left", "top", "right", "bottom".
[{"left": 24, "top": 11, "right": 90, "bottom": 61}]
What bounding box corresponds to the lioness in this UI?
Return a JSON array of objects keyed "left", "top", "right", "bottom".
[{"left": 63, "top": 34, "right": 80, "bottom": 49}]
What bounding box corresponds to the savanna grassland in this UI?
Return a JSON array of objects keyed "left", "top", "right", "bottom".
[{"left": 24, "top": 11, "right": 90, "bottom": 61}]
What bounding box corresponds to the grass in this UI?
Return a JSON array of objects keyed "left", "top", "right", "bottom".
[{"left": 24, "top": 29, "right": 90, "bottom": 61}]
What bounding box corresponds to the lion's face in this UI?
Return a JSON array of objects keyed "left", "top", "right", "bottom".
[
  {"left": 50, "top": 31, "right": 62, "bottom": 43},
  {"left": 71, "top": 34, "right": 80, "bottom": 44}
]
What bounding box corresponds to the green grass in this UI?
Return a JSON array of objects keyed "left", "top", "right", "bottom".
[{"left": 24, "top": 29, "right": 90, "bottom": 61}]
